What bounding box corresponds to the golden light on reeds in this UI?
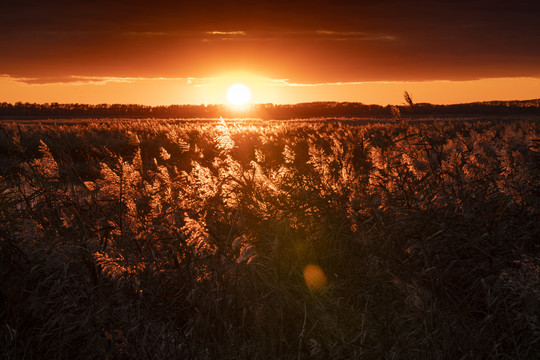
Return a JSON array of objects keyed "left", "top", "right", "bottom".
[{"left": 303, "top": 264, "right": 327, "bottom": 291}]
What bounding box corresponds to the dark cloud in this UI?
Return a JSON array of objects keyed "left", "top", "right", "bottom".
[{"left": 1, "top": 0, "right": 539, "bottom": 81}]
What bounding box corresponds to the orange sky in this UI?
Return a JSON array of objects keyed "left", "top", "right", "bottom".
[
  {"left": 1, "top": 75, "right": 539, "bottom": 106},
  {"left": 1, "top": 1, "right": 539, "bottom": 105}
]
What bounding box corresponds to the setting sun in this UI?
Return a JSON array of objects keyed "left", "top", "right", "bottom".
[{"left": 227, "top": 84, "right": 251, "bottom": 105}]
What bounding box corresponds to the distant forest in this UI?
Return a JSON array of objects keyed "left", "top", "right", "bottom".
[{"left": 1, "top": 99, "right": 539, "bottom": 119}]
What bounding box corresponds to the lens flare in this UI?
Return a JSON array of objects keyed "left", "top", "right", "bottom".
[{"left": 303, "top": 264, "right": 327, "bottom": 291}]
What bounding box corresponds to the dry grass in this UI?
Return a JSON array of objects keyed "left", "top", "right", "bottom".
[{"left": 0, "top": 118, "right": 539, "bottom": 359}]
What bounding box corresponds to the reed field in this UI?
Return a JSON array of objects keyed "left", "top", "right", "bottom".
[{"left": 1, "top": 118, "right": 539, "bottom": 359}]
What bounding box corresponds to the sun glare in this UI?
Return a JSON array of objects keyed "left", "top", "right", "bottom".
[{"left": 227, "top": 84, "right": 251, "bottom": 105}]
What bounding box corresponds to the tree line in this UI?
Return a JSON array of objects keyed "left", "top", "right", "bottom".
[{"left": 1, "top": 99, "right": 539, "bottom": 119}]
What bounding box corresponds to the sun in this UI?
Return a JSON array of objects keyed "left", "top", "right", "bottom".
[{"left": 227, "top": 84, "right": 251, "bottom": 105}]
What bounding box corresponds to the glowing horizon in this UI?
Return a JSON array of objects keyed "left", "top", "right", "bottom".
[{"left": 1, "top": 74, "right": 539, "bottom": 106}]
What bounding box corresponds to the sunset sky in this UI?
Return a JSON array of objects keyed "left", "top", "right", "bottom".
[{"left": 1, "top": 0, "right": 539, "bottom": 105}]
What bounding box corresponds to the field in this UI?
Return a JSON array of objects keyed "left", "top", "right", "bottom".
[{"left": 1, "top": 118, "right": 539, "bottom": 359}]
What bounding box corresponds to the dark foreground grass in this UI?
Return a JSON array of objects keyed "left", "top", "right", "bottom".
[{"left": 1, "top": 118, "right": 539, "bottom": 359}]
